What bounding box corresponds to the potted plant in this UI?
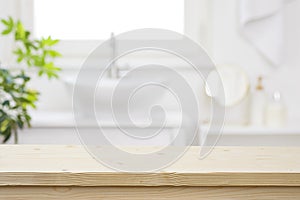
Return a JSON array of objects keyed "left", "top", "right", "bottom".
[{"left": 0, "top": 16, "right": 61, "bottom": 143}]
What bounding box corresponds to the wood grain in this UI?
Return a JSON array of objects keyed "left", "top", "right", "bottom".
[
  {"left": 0, "top": 186, "right": 300, "bottom": 200},
  {"left": 0, "top": 145, "right": 299, "bottom": 186}
]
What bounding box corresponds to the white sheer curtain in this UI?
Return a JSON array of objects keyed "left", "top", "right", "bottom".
[{"left": 0, "top": 0, "right": 33, "bottom": 66}]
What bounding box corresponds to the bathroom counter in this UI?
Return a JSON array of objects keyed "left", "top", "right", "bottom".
[
  {"left": 30, "top": 111, "right": 300, "bottom": 135},
  {"left": 0, "top": 145, "right": 300, "bottom": 199},
  {"left": 30, "top": 111, "right": 181, "bottom": 128},
  {"left": 201, "top": 124, "right": 300, "bottom": 135}
]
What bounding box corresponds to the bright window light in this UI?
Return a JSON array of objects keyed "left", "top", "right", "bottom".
[{"left": 34, "top": 0, "right": 184, "bottom": 40}]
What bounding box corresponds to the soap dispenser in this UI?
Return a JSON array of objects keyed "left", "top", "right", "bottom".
[
  {"left": 250, "top": 76, "right": 267, "bottom": 126},
  {"left": 265, "top": 91, "right": 286, "bottom": 127}
]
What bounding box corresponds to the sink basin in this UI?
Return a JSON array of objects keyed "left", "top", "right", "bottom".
[{"left": 63, "top": 68, "right": 168, "bottom": 123}]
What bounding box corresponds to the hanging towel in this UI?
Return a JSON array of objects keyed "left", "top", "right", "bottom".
[{"left": 239, "top": 0, "right": 291, "bottom": 67}]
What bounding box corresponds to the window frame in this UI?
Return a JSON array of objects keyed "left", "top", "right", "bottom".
[{"left": 18, "top": 0, "right": 212, "bottom": 68}]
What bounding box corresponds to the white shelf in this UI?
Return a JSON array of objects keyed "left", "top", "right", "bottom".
[
  {"left": 30, "top": 111, "right": 181, "bottom": 128},
  {"left": 200, "top": 124, "right": 300, "bottom": 135}
]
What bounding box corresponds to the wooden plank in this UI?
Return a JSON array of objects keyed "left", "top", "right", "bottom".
[
  {"left": 1, "top": 172, "right": 300, "bottom": 187},
  {"left": 0, "top": 145, "right": 300, "bottom": 186},
  {"left": 0, "top": 186, "right": 300, "bottom": 200}
]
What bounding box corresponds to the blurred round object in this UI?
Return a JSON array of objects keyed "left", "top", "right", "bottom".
[{"left": 205, "top": 64, "right": 250, "bottom": 107}]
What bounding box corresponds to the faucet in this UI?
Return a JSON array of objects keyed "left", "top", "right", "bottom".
[
  {"left": 109, "top": 32, "right": 119, "bottom": 78},
  {"left": 109, "top": 32, "right": 131, "bottom": 78}
]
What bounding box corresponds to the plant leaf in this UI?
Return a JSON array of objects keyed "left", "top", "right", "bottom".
[{"left": 46, "top": 50, "right": 62, "bottom": 57}]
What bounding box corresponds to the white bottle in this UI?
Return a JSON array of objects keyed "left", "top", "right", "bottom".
[
  {"left": 265, "top": 91, "right": 286, "bottom": 127},
  {"left": 250, "top": 77, "right": 267, "bottom": 126}
]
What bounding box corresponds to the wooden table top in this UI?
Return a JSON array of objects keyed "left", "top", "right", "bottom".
[{"left": 0, "top": 145, "right": 299, "bottom": 186}]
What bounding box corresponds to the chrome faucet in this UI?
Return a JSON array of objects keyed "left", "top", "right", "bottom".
[
  {"left": 109, "top": 32, "right": 119, "bottom": 78},
  {"left": 109, "top": 32, "right": 131, "bottom": 78}
]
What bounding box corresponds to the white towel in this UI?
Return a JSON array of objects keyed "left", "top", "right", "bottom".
[{"left": 239, "top": 0, "right": 291, "bottom": 67}]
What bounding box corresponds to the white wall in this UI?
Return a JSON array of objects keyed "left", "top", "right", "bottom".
[
  {"left": 0, "top": 0, "right": 18, "bottom": 64},
  {"left": 209, "top": 0, "right": 300, "bottom": 125},
  {"left": 0, "top": 0, "right": 33, "bottom": 65}
]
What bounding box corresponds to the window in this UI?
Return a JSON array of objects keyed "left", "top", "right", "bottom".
[
  {"left": 34, "top": 0, "right": 184, "bottom": 40},
  {"left": 28, "top": 0, "right": 208, "bottom": 67},
  {"left": 0, "top": 0, "right": 208, "bottom": 67}
]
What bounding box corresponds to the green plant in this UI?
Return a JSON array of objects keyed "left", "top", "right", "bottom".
[
  {"left": 0, "top": 16, "right": 61, "bottom": 143},
  {"left": 1, "top": 16, "right": 61, "bottom": 78}
]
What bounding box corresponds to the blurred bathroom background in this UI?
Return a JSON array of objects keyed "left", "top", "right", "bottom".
[{"left": 0, "top": 0, "right": 300, "bottom": 146}]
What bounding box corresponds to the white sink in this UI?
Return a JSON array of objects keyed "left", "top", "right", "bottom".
[{"left": 63, "top": 69, "right": 168, "bottom": 123}]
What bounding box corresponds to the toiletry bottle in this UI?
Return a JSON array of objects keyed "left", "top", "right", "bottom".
[
  {"left": 250, "top": 76, "right": 267, "bottom": 126},
  {"left": 265, "top": 91, "right": 286, "bottom": 127}
]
